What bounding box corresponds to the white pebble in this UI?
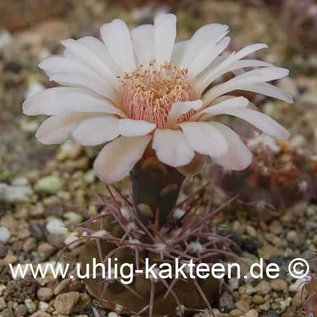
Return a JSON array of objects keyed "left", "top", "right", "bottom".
[
  {"left": 39, "top": 301, "right": 49, "bottom": 312},
  {"left": 64, "top": 211, "right": 83, "bottom": 225},
  {"left": 46, "top": 219, "right": 68, "bottom": 235},
  {"left": 0, "top": 226, "right": 10, "bottom": 243},
  {"left": 108, "top": 312, "right": 119, "bottom": 317},
  {"left": 64, "top": 232, "right": 80, "bottom": 248}
]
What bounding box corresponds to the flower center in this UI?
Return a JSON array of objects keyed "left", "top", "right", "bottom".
[{"left": 120, "top": 62, "right": 194, "bottom": 128}]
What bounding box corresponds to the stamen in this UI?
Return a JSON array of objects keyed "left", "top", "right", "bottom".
[{"left": 120, "top": 62, "right": 195, "bottom": 128}]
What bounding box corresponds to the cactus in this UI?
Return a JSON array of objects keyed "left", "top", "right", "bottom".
[
  {"left": 74, "top": 175, "right": 234, "bottom": 317},
  {"left": 211, "top": 136, "right": 317, "bottom": 216}
]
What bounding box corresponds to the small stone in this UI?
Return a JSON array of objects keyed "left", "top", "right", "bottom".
[
  {"left": 38, "top": 301, "right": 49, "bottom": 312},
  {"left": 34, "top": 176, "right": 63, "bottom": 194},
  {"left": 38, "top": 242, "right": 56, "bottom": 256},
  {"left": 108, "top": 313, "right": 119, "bottom": 317},
  {"left": 270, "top": 279, "right": 287, "bottom": 292},
  {"left": 235, "top": 298, "right": 250, "bottom": 312},
  {"left": 269, "top": 221, "right": 283, "bottom": 235},
  {"left": 0, "top": 296, "right": 6, "bottom": 310},
  {"left": 258, "top": 303, "right": 270, "bottom": 311},
  {"left": 0, "top": 285, "right": 7, "bottom": 296},
  {"left": 57, "top": 141, "right": 82, "bottom": 160},
  {"left": 0, "top": 226, "right": 10, "bottom": 243},
  {"left": 229, "top": 310, "right": 243, "bottom": 317},
  {"left": 246, "top": 225, "right": 257, "bottom": 237},
  {"left": 286, "top": 230, "right": 297, "bottom": 243},
  {"left": 15, "top": 304, "right": 29, "bottom": 316},
  {"left": 25, "top": 299, "right": 37, "bottom": 314},
  {"left": 0, "top": 243, "right": 8, "bottom": 257},
  {"left": 54, "top": 291, "right": 80, "bottom": 314},
  {"left": 64, "top": 232, "right": 80, "bottom": 249},
  {"left": 83, "top": 170, "right": 96, "bottom": 184},
  {"left": 37, "top": 287, "right": 53, "bottom": 302},
  {"left": 245, "top": 310, "right": 258, "bottom": 317},
  {"left": 31, "top": 311, "right": 52, "bottom": 317},
  {"left": 64, "top": 212, "right": 83, "bottom": 225},
  {"left": 252, "top": 295, "right": 265, "bottom": 305},
  {"left": 23, "top": 237, "right": 37, "bottom": 252},
  {"left": 255, "top": 280, "right": 271, "bottom": 295},
  {"left": 4, "top": 278, "right": 38, "bottom": 303},
  {"left": 0, "top": 183, "right": 33, "bottom": 203},
  {"left": 46, "top": 219, "right": 68, "bottom": 235},
  {"left": 219, "top": 292, "right": 235, "bottom": 312},
  {"left": 54, "top": 279, "right": 71, "bottom": 295},
  {"left": 267, "top": 311, "right": 279, "bottom": 317},
  {"left": 1, "top": 308, "right": 14, "bottom": 317}
]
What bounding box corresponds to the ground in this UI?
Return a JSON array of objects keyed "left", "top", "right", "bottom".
[{"left": 0, "top": 0, "right": 317, "bottom": 316}]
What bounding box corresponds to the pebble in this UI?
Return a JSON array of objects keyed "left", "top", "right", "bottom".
[
  {"left": 37, "top": 242, "right": 56, "bottom": 256},
  {"left": 255, "top": 280, "right": 271, "bottom": 295},
  {"left": 1, "top": 308, "right": 14, "bottom": 317},
  {"left": 270, "top": 279, "right": 287, "bottom": 292},
  {"left": 54, "top": 279, "right": 71, "bottom": 295},
  {"left": 31, "top": 311, "right": 52, "bottom": 317},
  {"left": 219, "top": 292, "right": 235, "bottom": 312},
  {"left": 245, "top": 310, "right": 258, "bottom": 317},
  {"left": 23, "top": 237, "right": 37, "bottom": 252},
  {"left": 286, "top": 230, "right": 297, "bottom": 243},
  {"left": 0, "top": 296, "right": 6, "bottom": 310},
  {"left": 57, "top": 141, "right": 82, "bottom": 160},
  {"left": 108, "top": 313, "right": 119, "bottom": 317},
  {"left": 15, "top": 303, "right": 29, "bottom": 316},
  {"left": 54, "top": 291, "right": 80, "bottom": 314},
  {"left": 46, "top": 219, "right": 68, "bottom": 235},
  {"left": 38, "top": 301, "right": 49, "bottom": 312},
  {"left": 252, "top": 295, "right": 265, "bottom": 305},
  {"left": 0, "top": 183, "right": 33, "bottom": 203},
  {"left": 64, "top": 232, "right": 80, "bottom": 248},
  {"left": 64, "top": 212, "right": 83, "bottom": 225},
  {"left": 0, "top": 226, "right": 10, "bottom": 243},
  {"left": 34, "top": 176, "right": 63, "bottom": 194},
  {"left": 37, "top": 287, "right": 53, "bottom": 302},
  {"left": 25, "top": 299, "right": 37, "bottom": 314},
  {"left": 269, "top": 221, "right": 283, "bottom": 235}
]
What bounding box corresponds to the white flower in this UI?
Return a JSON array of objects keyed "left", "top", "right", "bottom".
[{"left": 23, "top": 14, "right": 292, "bottom": 183}]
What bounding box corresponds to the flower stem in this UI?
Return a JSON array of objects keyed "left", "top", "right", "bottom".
[{"left": 131, "top": 155, "right": 185, "bottom": 227}]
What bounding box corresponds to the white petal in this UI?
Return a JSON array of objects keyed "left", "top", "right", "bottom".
[
  {"left": 181, "top": 24, "right": 229, "bottom": 69},
  {"left": 39, "top": 56, "right": 116, "bottom": 99},
  {"left": 195, "top": 43, "right": 268, "bottom": 94},
  {"left": 94, "top": 136, "right": 151, "bottom": 183},
  {"left": 203, "top": 67, "right": 289, "bottom": 104},
  {"left": 72, "top": 117, "right": 120, "bottom": 146},
  {"left": 22, "top": 87, "right": 126, "bottom": 117},
  {"left": 205, "top": 106, "right": 289, "bottom": 139},
  {"left": 195, "top": 96, "right": 249, "bottom": 120},
  {"left": 131, "top": 25, "right": 155, "bottom": 65},
  {"left": 188, "top": 36, "right": 231, "bottom": 78},
  {"left": 238, "top": 83, "right": 294, "bottom": 103},
  {"left": 222, "top": 59, "right": 272, "bottom": 73},
  {"left": 154, "top": 13, "right": 177, "bottom": 64},
  {"left": 61, "top": 39, "right": 119, "bottom": 89},
  {"left": 179, "top": 122, "right": 228, "bottom": 157},
  {"left": 35, "top": 113, "right": 94, "bottom": 144},
  {"left": 167, "top": 99, "right": 203, "bottom": 127},
  {"left": 76, "top": 36, "right": 121, "bottom": 76},
  {"left": 152, "top": 129, "right": 195, "bottom": 167},
  {"left": 171, "top": 41, "right": 188, "bottom": 66},
  {"left": 100, "top": 19, "right": 136, "bottom": 72},
  {"left": 118, "top": 119, "right": 155, "bottom": 137},
  {"left": 209, "top": 122, "right": 252, "bottom": 170}
]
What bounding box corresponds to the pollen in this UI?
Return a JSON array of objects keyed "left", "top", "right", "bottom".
[{"left": 120, "top": 62, "right": 195, "bottom": 128}]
